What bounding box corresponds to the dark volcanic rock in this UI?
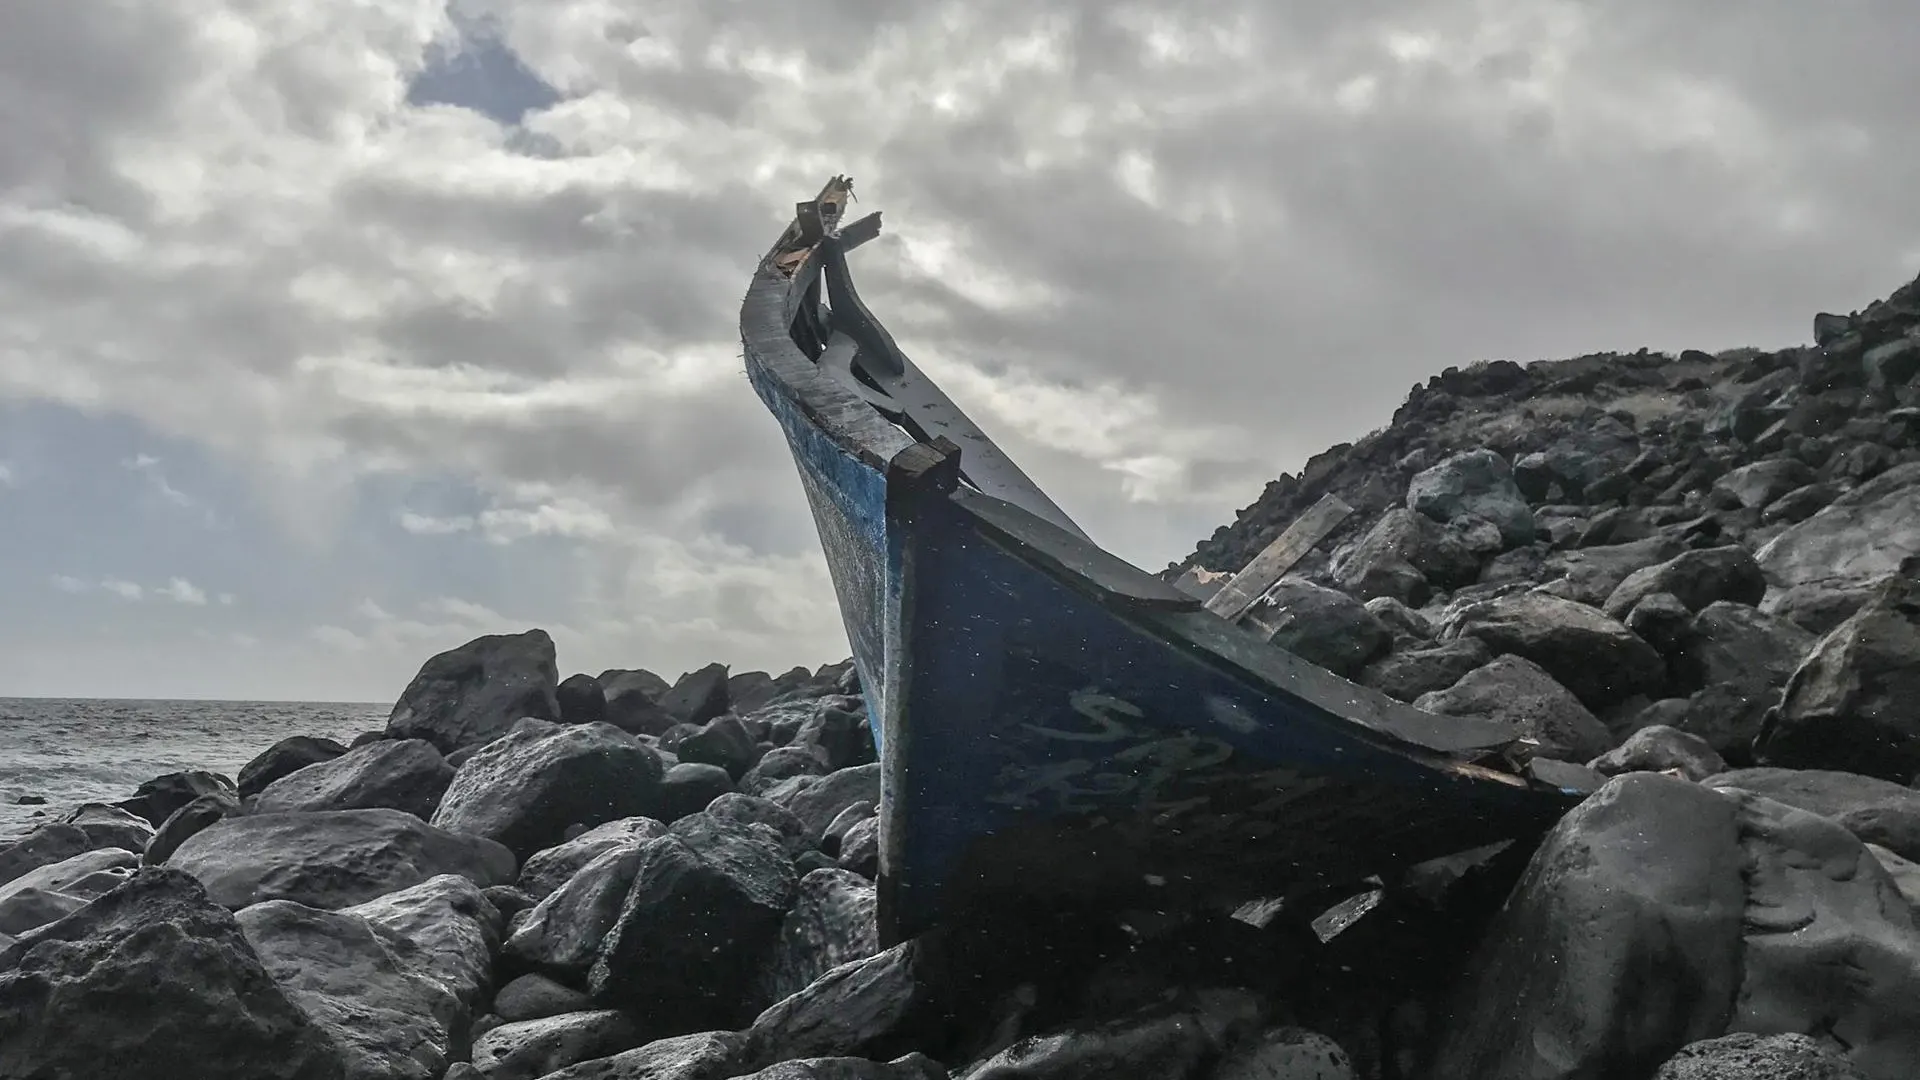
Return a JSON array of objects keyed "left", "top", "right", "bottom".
[
  {"left": 494, "top": 972, "right": 593, "bottom": 1021},
  {"left": 385, "top": 629, "right": 562, "bottom": 754},
  {"left": 762, "top": 764, "right": 883, "bottom": 843},
  {"left": 599, "top": 669, "right": 676, "bottom": 736},
  {"left": 1245, "top": 577, "right": 1391, "bottom": 678},
  {"left": 431, "top": 720, "right": 665, "bottom": 863},
  {"left": 660, "top": 662, "right": 732, "bottom": 727},
  {"left": 472, "top": 1010, "right": 646, "bottom": 1080},
  {"left": 1757, "top": 464, "right": 1920, "bottom": 596},
  {"left": 704, "top": 794, "right": 812, "bottom": 858},
  {"left": 168, "top": 807, "right": 515, "bottom": 910},
  {"left": 505, "top": 843, "right": 649, "bottom": 979},
  {"left": 1406, "top": 448, "right": 1535, "bottom": 548},
  {"left": 344, "top": 873, "right": 502, "bottom": 1011},
  {"left": 515, "top": 816, "right": 665, "bottom": 901},
  {"left": 1668, "top": 601, "right": 1814, "bottom": 757},
  {"left": 59, "top": 803, "right": 155, "bottom": 854},
  {"left": 1429, "top": 774, "right": 1748, "bottom": 1079},
  {"left": 1589, "top": 725, "right": 1727, "bottom": 782},
  {"left": 236, "top": 898, "right": 465, "bottom": 1080},
  {"left": 238, "top": 736, "right": 350, "bottom": 800},
  {"left": 251, "top": 738, "right": 455, "bottom": 820},
  {"left": 1431, "top": 773, "right": 1920, "bottom": 1080},
  {"left": 144, "top": 789, "right": 241, "bottom": 865},
  {"left": 1602, "top": 545, "right": 1767, "bottom": 619},
  {"left": 1704, "top": 768, "right": 1920, "bottom": 863},
  {"left": 114, "top": 769, "right": 237, "bottom": 828},
  {"left": 590, "top": 818, "right": 797, "bottom": 1028},
  {"left": 660, "top": 762, "right": 736, "bottom": 821},
  {"left": 1654, "top": 1032, "right": 1866, "bottom": 1080},
  {"left": 558, "top": 673, "right": 609, "bottom": 725},
  {"left": 1415, "top": 655, "right": 1613, "bottom": 763},
  {"left": 751, "top": 868, "right": 880, "bottom": 1011},
  {"left": 740, "top": 746, "right": 830, "bottom": 797},
  {"left": 537, "top": 1029, "right": 746, "bottom": 1080},
  {"left": 0, "top": 848, "right": 137, "bottom": 905},
  {"left": 1757, "top": 574, "right": 1920, "bottom": 781},
  {"left": 1357, "top": 638, "right": 1493, "bottom": 703},
  {"left": 0, "top": 824, "right": 92, "bottom": 887},
  {"left": 0, "top": 868, "right": 346, "bottom": 1080},
  {"left": 1449, "top": 590, "right": 1666, "bottom": 709},
  {"left": 677, "top": 714, "right": 764, "bottom": 779}
]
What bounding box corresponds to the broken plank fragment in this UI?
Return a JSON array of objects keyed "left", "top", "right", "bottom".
[{"left": 1203, "top": 493, "right": 1354, "bottom": 623}]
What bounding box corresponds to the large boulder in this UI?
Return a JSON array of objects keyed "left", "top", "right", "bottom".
[
  {"left": 145, "top": 789, "right": 241, "bottom": 865},
  {"left": 659, "top": 663, "right": 733, "bottom": 727},
  {"left": 599, "top": 669, "right": 676, "bottom": 736},
  {"left": 344, "top": 874, "right": 503, "bottom": 1011},
  {"left": 1757, "top": 574, "right": 1920, "bottom": 781},
  {"left": 58, "top": 804, "right": 156, "bottom": 854},
  {"left": 1358, "top": 638, "right": 1494, "bottom": 703},
  {"left": 1757, "top": 463, "right": 1920, "bottom": 595},
  {"left": 251, "top": 738, "right": 454, "bottom": 820},
  {"left": 515, "top": 816, "right": 666, "bottom": 901},
  {"left": 1329, "top": 508, "right": 1480, "bottom": 606},
  {"left": 536, "top": 1030, "right": 746, "bottom": 1080},
  {"left": 1414, "top": 655, "right": 1613, "bottom": 764},
  {"left": 237, "top": 736, "right": 350, "bottom": 800},
  {"left": 1704, "top": 768, "right": 1920, "bottom": 863},
  {"left": 503, "top": 844, "right": 650, "bottom": 980},
  {"left": 1430, "top": 773, "right": 1920, "bottom": 1080},
  {"left": 385, "top": 630, "right": 562, "bottom": 754},
  {"left": 590, "top": 817, "right": 798, "bottom": 1029},
  {"left": 761, "top": 765, "right": 883, "bottom": 844},
  {"left": 114, "top": 770, "right": 237, "bottom": 828},
  {"left": 1602, "top": 546, "right": 1767, "bottom": 620},
  {"left": 1667, "top": 602, "right": 1815, "bottom": 757},
  {"left": 470, "top": 1010, "right": 646, "bottom": 1080},
  {"left": 1712, "top": 460, "right": 1819, "bottom": 513},
  {"left": 751, "top": 868, "right": 880, "bottom": 1012},
  {"left": 1245, "top": 577, "right": 1392, "bottom": 678},
  {"left": 1449, "top": 591, "right": 1667, "bottom": 709},
  {"left": 1407, "top": 449, "right": 1536, "bottom": 549},
  {"left": 1653, "top": 1032, "right": 1865, "bottom": 1080},
  {"left": 237, "top": 899, "right": 466, "bottom": 1080},
  {"left": 1589, "top": 726, "right": 1727, "bottom": 783},
  {"left": 0, "top": 868, "right": 346, "bottom": 1080},
  {"left": 557, "top": 673, "right": 609, "bottom": 725},
  {"left": 0, "top": 824, "right": 92, "bottom": 888},
  {"left": 0, "top": 848, "right": 139, "bottom": 906},
  {"left": 431, "top": 721, "right": 665, "bottom": 863},
  {"left": 168, "top": 808, "right": 515, "bottom": 910}
]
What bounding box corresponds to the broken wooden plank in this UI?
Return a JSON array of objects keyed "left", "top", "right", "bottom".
[{"left": 1203, "top": 493, "right": 1355, "bottom": 623}]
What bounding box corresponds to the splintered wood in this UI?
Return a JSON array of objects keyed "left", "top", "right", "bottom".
[{"left": 1203, "top": 493, "right": 1354, "bottom": 623}]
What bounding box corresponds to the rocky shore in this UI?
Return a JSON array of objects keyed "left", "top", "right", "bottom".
[{"left": 7, "top": 274, "right": 1920, "bottom": 1079}]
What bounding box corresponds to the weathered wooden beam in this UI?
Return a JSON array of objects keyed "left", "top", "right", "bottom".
[{"left": 1203, "top": 493, "right": 1355, "bottom": 623}]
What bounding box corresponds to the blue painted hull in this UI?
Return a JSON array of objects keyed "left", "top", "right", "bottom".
[{"left": 742, "top": 180, "right": 1581, "bottom": 942}]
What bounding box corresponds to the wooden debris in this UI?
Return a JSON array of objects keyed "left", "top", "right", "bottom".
[{"left": 1203, "top": 493, "right": 1354, "bottom": 623}]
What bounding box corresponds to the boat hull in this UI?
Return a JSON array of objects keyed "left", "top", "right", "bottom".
[{"left": 740, "top": 180, "right": 1582, "bottom": 942}]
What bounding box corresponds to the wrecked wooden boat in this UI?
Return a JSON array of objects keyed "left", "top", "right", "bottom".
[{"left": 740, "top": 176, "right": 1585, "bottom": 943}]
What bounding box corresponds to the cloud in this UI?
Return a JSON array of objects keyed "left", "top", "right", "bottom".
[
  {"left": 7, "top": 0, "right": 1920, "bottom": 698},
  {"left": 50, "top": 574, "right": 215, "bottom": 605},
  {"left": 158, "top": 577, "right": 208, "bottom": 605},
  {"left": 0, "top": 461, "right": 14, "bottom": 488}
]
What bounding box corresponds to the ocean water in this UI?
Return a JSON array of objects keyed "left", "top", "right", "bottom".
[{"left": 0, "top": 698, "right": 387, "bottom": 840}]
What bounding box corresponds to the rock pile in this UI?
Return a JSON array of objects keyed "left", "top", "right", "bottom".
[{"left": 7, "top": 273, "right": 1920, "bottom": 1078}]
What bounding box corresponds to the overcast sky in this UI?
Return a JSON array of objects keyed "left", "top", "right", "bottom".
[{"left": 2, "top": 1, "right": 1916, "bottom": 702}]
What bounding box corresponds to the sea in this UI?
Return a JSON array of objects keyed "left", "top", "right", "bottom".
[{"left": 0, "top": 698, "right": 388, "bottom": 841}]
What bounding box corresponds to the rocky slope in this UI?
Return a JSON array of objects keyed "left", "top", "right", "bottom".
[{"left": 5, "top": 275, "right": 1920, "bottom": 1079}]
